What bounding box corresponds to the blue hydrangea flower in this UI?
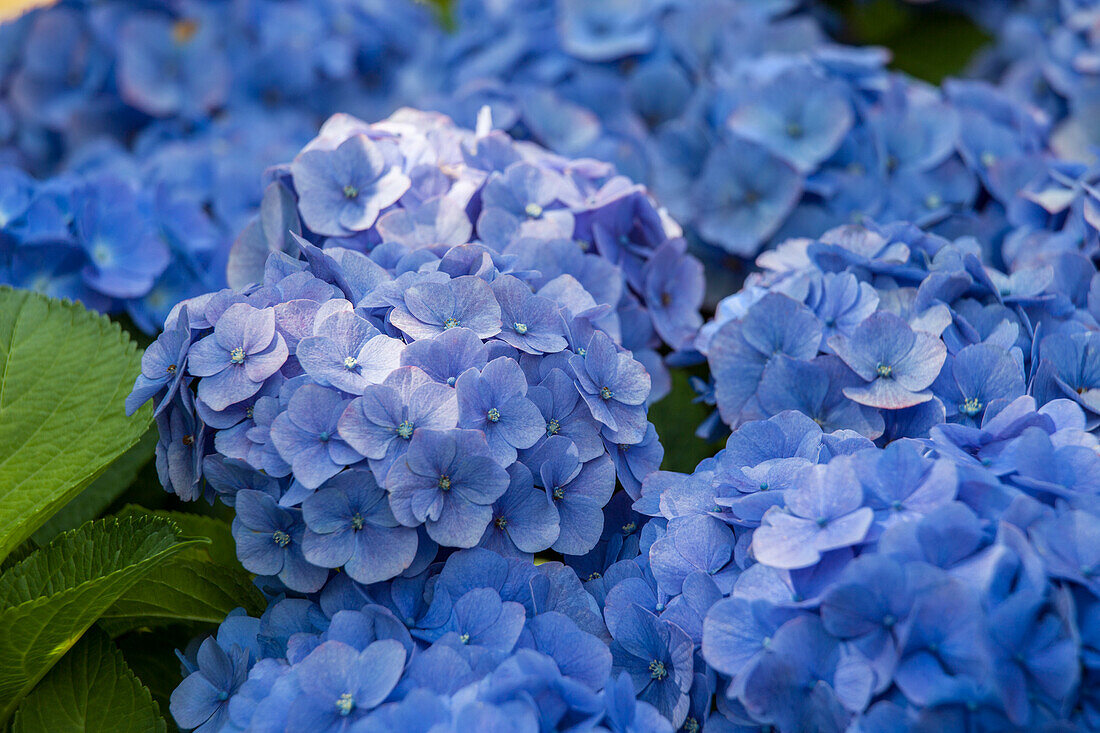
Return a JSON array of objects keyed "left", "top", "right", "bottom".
[
  {"left": 270, "top": 384, "right": 361, "bottom": 491},
  {"left": 290, "top": 134, "right": 411, "bottom": 238},
  {"left": 337, "top": 366, "right": 458, "bottom": 478},
  {"left": 386, "top": 428, "right": 509, "bottom": 548},
  {"left": 456, "top": 356, "right": 545, "bottom": 466},
  {"left": 231, "top": 489, "right": 327, "bottom": 593},
  {"left": 283, "top": 639, "right": 406, "bottom": 730},
  {"left": 188, "top": 303, "right": 288, "bottom": 412},
  {"left": 570, "top": 331, "right": 650, "bottom": 444},
  {"left": 301, "top": 470, "right": 419, "bottom": 585},
  {"left": 170, "top": 636, "right": 250, "bottom": 733},
  {"left": 751, "top": 458, "right": 874, "bottom": 570},
  {"left": 608, "top": 604, "right": 693, "bottom": 727},
  {"left": 477, "top": 462, "right": 561, "bottom": 558},
  {"left": 296, "top": 311, "right": 404, "bottom": 395},
  {"left": 829, "top": 312, "right": 947, "bottom": 410}
]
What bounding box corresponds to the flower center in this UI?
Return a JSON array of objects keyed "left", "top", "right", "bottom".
[
  {"left": 335, "top": 692, "right": 354, "bottom": 716},
  {"left": 318, "top": 431, "right": 331, "bottom": 443},
  {"left": 494, "top": 516, "right": 507, "bottom": 529},
  {"left": 171, "top": 18, "right": 199, "bottom": 44},
  {"left": 649, "top": 660, "right": 668, "bottom": 680},
  {"left": 577, "top": 348, "right": 586, "bottom": 356},
  {"left": 343, "top": 185, "right": 359, "bottom": 199},
  {"left": 524, "top": 203, "right": 543, "bottom": 218},
  {"left": 351, "top": 513, "right": 364, "bottom": 531},
  {"left": 443, "top": 317, "right": 460, "bottom": 329},
  {"left": 344, "top": 356, "right": 358, "bottom": 370},
  {"left": 272, "top": 530, "right": 291, "bottom": 547},
  {"left": 599, "top": 386, "right": 614, "bottom": 400},
  {"left": 683, "top": 718, "right": 700, "bottom": 733},
  {"left": 924, "top": 193, "right": 942, "bottom": 210},
  {"left": 622, "top": 522, "right": 636, "bottom": 534},
  {"left": 245, "top": 405, "right": 254, "bottom": 419},
  {"left": 786, "top": 121, "right": 803, "bottom": 138},
  {"left": 166, "top": 364, "right": 177, "bottom": 374},
  {"left": 876, "top": 363, "right": 892, "bottom": 378},
  {"left": 960, "top": 397, "right": 982, "bottom": 416},
  {"left": 546, "top": 419, "right": 561, "bottom": 436},
  {"left": 552, "top": 486, "right": 565, "bottom": 500},
  {"left": 487, "top": 407, "right": 501, "bottom": 423},
  {"left": 182, "top": 434, "right": 194, "bottom": 446},
  {"left": 459, "top": 632, "right": 470, "bottom": 644},
  {"left": 981, "top": 150, "right": 997, "bottom": 167},
  {"left": 397, "top": 420, "right": 414, "bottom": 439},
  {"left": 587, "top": 571, "right": 601, "bottom": 581},
  {"left": 660, "top": 292, "right": 672, "bottom": 306},
  {"left": 230, "top": 347, "right": 246, "bottom": 364},
  {"left": 513, "top": 322, "right": 528, "bottom": 335},
  {"left": 438, "top": 475, "right": 451, "bottom": 491}
]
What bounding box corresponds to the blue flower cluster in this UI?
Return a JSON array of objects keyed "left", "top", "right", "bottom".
[
  {"left": 170, "top": 548, "right": 682, "bottom": 733},
  {"left": 693, "top": 218, "right": 1100, "bottom": 440},
  {"left": 0, "top": 0, "right": 433, "bottom": 330},
  {"left": 409, "top": 0, "right": 1052, "bottom": 262},
  {"left": 130, "top": 107, "right": 699, "bottom": 594},
  {"left": 962, "top": 0, "right": 1100, "bottom": 165},
  {"left": 632, "top": 390, "right": 1100, "bottom": 730}
]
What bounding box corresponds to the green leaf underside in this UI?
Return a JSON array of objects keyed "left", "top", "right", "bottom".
[
  {"left": 0, "top": 288, "right": 151, "bottom": 563},
  {"left": 0, "top": 515, "right": 202, "bottom": 721},
  {"left": 11, "top": 627, "right": 165, "bottom": 733},
  {"left": 32, "top": 429, "right": 158, "bottom": 546}
]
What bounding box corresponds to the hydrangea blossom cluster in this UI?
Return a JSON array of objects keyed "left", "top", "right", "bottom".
[
  {"left": 410, "top": 0, "right": 1053, "bottom": 262},
  {"left": 130, "top": 108, "right": 700, "bottom": 600},
  {"left": 0, "top": 0, "right": 433, "bottom": 330},
  {"left": 168, "top": 547, "right": 687, "bottom": 733},
  {"left": 0, "top": 0, "right": 432, "bottom": 175},
  {"left": 958, "top": 0, "right": 1100, "bottom": 166},
  {"left": 625, "top": 392, "right": 1100, "bottom": 730},
  {"left": 694, "top": 218, "right": 1100, "bottom": 441}
]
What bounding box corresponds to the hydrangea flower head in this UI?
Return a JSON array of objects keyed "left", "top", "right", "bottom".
[{"left": 130, "top": 107, "right": 694, "bottom": 599}]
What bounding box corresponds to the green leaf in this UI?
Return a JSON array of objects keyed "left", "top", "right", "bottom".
[
  {"left": 116, "top": 506, "right": 239, "bottom": 567},
  {"left": 116, "top": 626, "right": 192, "bottom": 733},
  {"left": 0, "top": 515, "right": 202, "bottom": 721},
  {"left": 99, "top": 558, "right": 265, "bottom": 636},
  {"left": 0, "top": 288, "right": 150, "bottom": 563},
  {"left": 11, "top": 627, "right": 166, "bottom": 733},
  {"left": 98, "top": 507, "right": 263, "bottom": 636},
  {"left": 31, "top": 429, "right": 157, "bottom": 546}
]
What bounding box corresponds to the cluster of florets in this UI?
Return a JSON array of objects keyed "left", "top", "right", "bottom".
[
  {"left": 130, "top": 109, "right": 701, "bottom": 598},
  {"left": 170, "top": 548, "right": 685, "bottom": 733},
  {"left": 0, "top": 0, "right": 432, "bottom": 175},
  {"left": 692, "top": 219, "right": 1100, "bottom": 441},
  {"left": 629, "top": 393, "right": 1100, "bottom": 730},
  {"left": 962, "top": 0, "right": 1100, "bottom": 166},
  {"left": 410, "top": 0, "right": 1052, "bottom": 261},
  {"left": 0, "top": 0, "right": 433, "bottom": 330}
]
